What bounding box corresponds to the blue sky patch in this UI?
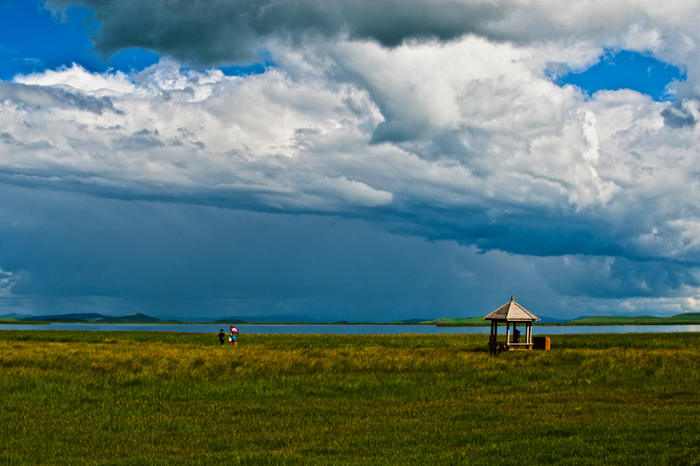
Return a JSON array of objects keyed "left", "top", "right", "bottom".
[
  {"left": 220, "top": 62, "right": 268, "bottom": 77},
  {"left": 103, "top": 48, "right": 161, "bottom": 73},
  {"left": 0, "top": 2, "right": 265, "bottom": 80},
  {"left": 0, "top": 1, "right": 94, "bottom": 79},
  {"left": 557, "top": 49, "right": 686, "bottom": 101}
]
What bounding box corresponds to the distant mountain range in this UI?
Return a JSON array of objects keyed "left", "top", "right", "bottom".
[
  {"left": 567, "top": 313, "right": 700, "bottom": 324},
  {"left": 2, "top": 312, "right": 700, "bottom": 325},
  {"left": 421, "top": 313, "right": 700, "bottom": 325},
  {"left": 0, "top": 312, "right": 343, "bottom": 324},
  {"left": 0, "top": 313, "right": 177, "bottom": 323}
]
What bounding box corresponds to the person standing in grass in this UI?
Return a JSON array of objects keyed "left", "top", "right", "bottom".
[
  {"left": 230, "top": 325, "right": 239, "bottom": 346},
  {"left": 218, "top": 329, "right": 226, "bottom": 346}
]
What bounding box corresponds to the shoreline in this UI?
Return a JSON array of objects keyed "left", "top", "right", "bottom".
[{"left": 3, "top": 320, "right": 700, "bottom": 326}]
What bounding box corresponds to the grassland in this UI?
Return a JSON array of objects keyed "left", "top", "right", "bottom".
[{"left": 1, "top": 330, "right": 699, "bottom": 465}]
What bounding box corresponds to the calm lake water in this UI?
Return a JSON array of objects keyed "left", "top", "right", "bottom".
[{"left": 0, "top": 323, "right": 699, "bottom": 335}]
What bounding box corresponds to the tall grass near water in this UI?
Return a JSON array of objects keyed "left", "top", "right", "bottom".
[{"left": 1, "top": 331, "right": 699, "bottom": 465}]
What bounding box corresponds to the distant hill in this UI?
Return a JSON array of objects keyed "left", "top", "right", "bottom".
[
  {"left": 570, "top": 315, "right": 664, "bottom": 324},
  {"left": 210, "top": 317, "right": 250, "bottom": 324},
  {"left": 418, "top": 312, "right": 700, "bottom": 326},
  {"left": 4, "top": 312, "right": 700, "bottom": 326},
  {"left": 0, "top": 312, "right": 178, "bottom": 323},
  {"left": 97, "top": 313, "right": 179, "bottom": 323},
  {"left": 423, "top": 317, "right": 487, "bottom": 325},
  {"left": 536, "top": 315, "right": 572, "bottom": 324},
  {"left": 570, "top": 313, "right": 700, "bottom": 325},
  {"left": 669, "top": 312, "right": 700, "bottom": 322},
  {"left": 30, "top": 313, "right": 112, "bottom": 322},
  {"left": 211, "top": 314, "right": 334, "bottom": 323}
]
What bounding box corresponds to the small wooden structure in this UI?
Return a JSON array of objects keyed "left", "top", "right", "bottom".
[{"left": 484, "top": 296, "right": 540, "bottom": 353}]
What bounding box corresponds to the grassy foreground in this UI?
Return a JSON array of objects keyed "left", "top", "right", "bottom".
[{"left": 1, "top": 331, "right": 699, "bottom": 465}]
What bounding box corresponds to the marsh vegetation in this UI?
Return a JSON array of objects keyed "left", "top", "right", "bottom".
[{"left": 1, "top": 331, "right": 699, "bottom": 465}]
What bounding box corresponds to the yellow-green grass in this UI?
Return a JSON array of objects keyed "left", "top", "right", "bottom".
[{"left": 1, "top": 330, "right": 699, "bottom": 465}]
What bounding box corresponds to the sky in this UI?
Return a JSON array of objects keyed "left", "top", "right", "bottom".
[{"left": 1, "top": 0, "right": 699, "bottom": 321}]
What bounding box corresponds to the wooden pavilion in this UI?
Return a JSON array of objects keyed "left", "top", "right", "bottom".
[{"left": 484, "top": 296, "right": 540, "bottom": 353}]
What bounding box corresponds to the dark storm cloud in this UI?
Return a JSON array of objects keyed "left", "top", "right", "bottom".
[
  {"left": 534, "top": 255, "right": 700, "bottom": 300},
  {"left": 45, "top": 0, "right": 511, "bottom": 65},
  {"left": 0, "top": 184, "right": 559, "bottom": 319},
  {"left": 3, "top": 181, "right": 697, "bottom": 318},
  {"left": 421, "top": 210, "right": 623, "bottom": 259}
]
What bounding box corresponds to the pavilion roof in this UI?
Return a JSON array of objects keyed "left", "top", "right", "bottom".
[{"left": 483, "top": 296, "right": 540, "bottom": 322}]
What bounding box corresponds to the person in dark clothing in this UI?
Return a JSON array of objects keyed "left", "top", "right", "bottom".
[{"left": 218, "top": 329, "right": 226, "bottom": 346}]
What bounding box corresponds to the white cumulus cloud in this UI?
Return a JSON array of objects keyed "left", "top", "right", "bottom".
[{"left": 4, "top": 0, "right": 700, "bottom": 315}]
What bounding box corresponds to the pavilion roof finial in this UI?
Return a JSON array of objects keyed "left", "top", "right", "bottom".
[{"left": 483, "top": 295, "right": 540, "bottom": 322}]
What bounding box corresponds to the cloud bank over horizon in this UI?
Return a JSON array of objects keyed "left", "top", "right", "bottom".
[{"left": 3, "top": 0, "right": 700, "bottom": 319}]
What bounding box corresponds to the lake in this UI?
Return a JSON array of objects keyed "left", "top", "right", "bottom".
[{"left": 0, "top": 323, "right": 699, "bottom": 334}]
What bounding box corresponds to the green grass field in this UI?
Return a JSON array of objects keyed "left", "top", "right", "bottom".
[{"left": 1, "top": 330, "right": 699, "bottom": 465}]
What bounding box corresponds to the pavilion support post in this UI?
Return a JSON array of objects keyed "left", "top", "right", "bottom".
[
  {"left": 495, "top": 322, "right": 498, "bottom": 350},
  {"left": 526, "top": 323, "right": 531, "bottom": 345},
  {"left": 506, "top": 322, "right": 510, "bottom": 349}
]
